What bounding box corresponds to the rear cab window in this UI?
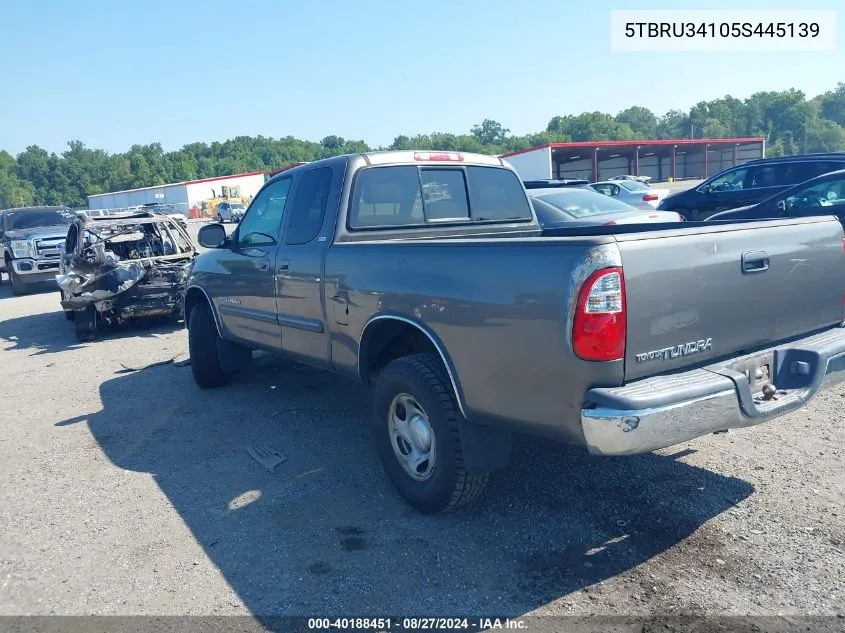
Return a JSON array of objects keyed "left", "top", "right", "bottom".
[{"left": 348, "top": 165, "right": 533, "bottom": 230}]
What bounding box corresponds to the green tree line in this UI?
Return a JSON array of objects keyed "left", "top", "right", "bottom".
[{"left": 2, "top": 83, "right": 844, "bottom": 209}]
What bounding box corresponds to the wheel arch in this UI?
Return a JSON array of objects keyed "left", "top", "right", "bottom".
[
  {"left": 183, "top": 285, "right": 223, "bottom": 337},
  {"left": 358, "top": 313, "right": 469, "bottom": 420}
]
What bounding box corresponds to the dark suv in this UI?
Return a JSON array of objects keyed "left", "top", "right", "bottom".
[{"left": 658, "top": 153, "right": 845, "bottom": 220}]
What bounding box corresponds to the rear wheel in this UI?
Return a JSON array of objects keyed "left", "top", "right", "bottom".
[{"left": 372, "top": 353, "right": 489, "bottom": 514}]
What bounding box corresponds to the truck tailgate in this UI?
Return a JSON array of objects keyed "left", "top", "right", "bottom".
[{"left": 618, "top": 216, "right": 845, "bottom": 381}]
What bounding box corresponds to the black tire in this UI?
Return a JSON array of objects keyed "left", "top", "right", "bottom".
[
  {"left": 217, "top": 213, "right": 225, "bottom": 224},
  {"left": 8, "top": 266, "right": 28, "bottom": 296},
  {"left": 74, "top": 305, "right": 97, "bottom": 342},
  {"left": 188, "top": 300, "right": 230, "bottom": 388},
  {"left": 372, "top": 353, "right": 489, "bottom": 514}
]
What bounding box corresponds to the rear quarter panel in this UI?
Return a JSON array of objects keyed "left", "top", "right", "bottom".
[{"left": 325, "top": 237, "right": 625, "bottom": 442}]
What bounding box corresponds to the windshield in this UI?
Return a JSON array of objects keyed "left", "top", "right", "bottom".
[
  {"left": 4, "top": 209, "right": 72, "bottom": 231},
  {"left": 619, "top": 180, "right": 649, "bottom": 192},
  {"left": 532, "top": 189, "right": 636, "bottom": 219}
]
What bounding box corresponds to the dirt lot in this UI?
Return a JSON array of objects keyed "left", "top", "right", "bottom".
[{"left": 0, "top": 219, "right": 843, "bottom": 626}]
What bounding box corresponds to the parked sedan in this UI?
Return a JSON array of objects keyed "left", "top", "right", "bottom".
[
  {"left": 706, "top": 168, "right": 845, "bottom": 223},
  {"left": 527, "top": 187, "right": 684, "bottom": 228},
  {"left": 591, "top": 179, "right": 671, "bottom": 209},
  {"left": 609, "top": 174, "right": 652, "bottom": 184}
]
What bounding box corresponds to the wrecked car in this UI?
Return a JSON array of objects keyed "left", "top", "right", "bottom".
[{"left": 57, "top": 211, "right": 197, "bottom": 341}]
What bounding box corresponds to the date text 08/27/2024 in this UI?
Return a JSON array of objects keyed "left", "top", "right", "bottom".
[{"left": 306, "top": 617, "right": 527, "bottom": 631}]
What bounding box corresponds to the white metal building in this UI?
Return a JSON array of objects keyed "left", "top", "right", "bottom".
[{"left": 86, "top": 171, "right": 267, "bottom": 216}]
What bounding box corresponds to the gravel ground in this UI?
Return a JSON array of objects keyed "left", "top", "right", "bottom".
[{"left": 0, "top": 220, "right": 842, "bottom": 627}]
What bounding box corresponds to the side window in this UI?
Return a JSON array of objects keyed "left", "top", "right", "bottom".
[
  {"left": 780, "top": 162, "right": 816, "bottom": 185},
  {"left": 811, "top": 161, "right": 845, "bottom": 178},
  {"left": 593, "top": 183, "right": 613, "bottom": 196},
  {"left": 419, "top": 169, "right": 469, "bottom": 221},
  {"left": 708, "top": 167, "right": 749, "bottom": 191},
  {"left": 351, "top": 166, "right": 422, "bottom": 228},
  {"left": 286, "top": 168, "right": 334, "bottom": 245},
  {"left": 236, "top": 178, "right": 292, "bottom": 247},
  {"left": 784, "top": 176, "right": 845, "bottom": 214},
  {"left": 747, "top": 165, "right": 778, "bottom": 189},
  {"left": 165, "top": 221, "right": 192, "bottom": 253}
]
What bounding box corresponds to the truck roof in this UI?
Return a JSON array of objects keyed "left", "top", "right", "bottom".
[{"left": 267, "top": 150, "right": 506, "bottom": 184}]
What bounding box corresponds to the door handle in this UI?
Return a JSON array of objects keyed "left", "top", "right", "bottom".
[
  {"left": 277, "top": 258, "right": 290, "bottom": 272},
  {"left": 257, "top": 259, "right": 270, "bottom": 271},
  {"left": 741, "top": 250, "right": 769, "bottom": 274}
]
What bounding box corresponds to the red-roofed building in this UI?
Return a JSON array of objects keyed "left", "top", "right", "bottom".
[{"left": 500, "top": 137, "right": 766, "bottom": 183}]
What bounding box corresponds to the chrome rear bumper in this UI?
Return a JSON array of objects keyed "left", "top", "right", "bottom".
[{"left": 581, "top": 326, "right": 845, "bottom": 456}]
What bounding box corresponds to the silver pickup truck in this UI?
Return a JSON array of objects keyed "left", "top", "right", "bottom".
[
  {"left": 0, "top": 206, "right": 75, "bottom": 295},
  {"left": 184, "top": 150, "right": 845, "bottom": 514}
]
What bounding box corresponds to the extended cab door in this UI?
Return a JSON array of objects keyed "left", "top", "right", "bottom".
[
  {"left": 214, "top": 176, "right": 292, "bottom": 351},
  {"left": 274, "top": 164, "right": 341, "bottom": 367}
]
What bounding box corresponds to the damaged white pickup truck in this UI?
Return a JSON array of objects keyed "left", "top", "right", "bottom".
[{"left": 57, "top": 211, "right": 197, "bottom": 342}]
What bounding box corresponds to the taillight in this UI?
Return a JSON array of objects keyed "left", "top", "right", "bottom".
[
  {"left": 676, "top": 213, "right": 686, "bottom": 222},
  {"left": 603, "top": 220, "right": 617, "bottom": 226},
  {"left": 414, "top": 152, "right": 464, "bottom": 162},
  {"left": 573, "top": 267, "right": 626, "bottom": 362},
  {"left": 642, "top": 193, "right": 659, "bottom": 202}
]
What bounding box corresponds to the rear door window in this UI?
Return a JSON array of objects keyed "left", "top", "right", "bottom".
[
  {"left": 778, "top": 162, "right": 816, "bottom": 185},
  {"left": 348, "top": 165, "right": 532, "bottom": 229},
  {"left": 285, "top": 167, "right": 334, "bottom": 244},
  {"left": 747, "top": 165, "right": 779, "bottom": 189}
]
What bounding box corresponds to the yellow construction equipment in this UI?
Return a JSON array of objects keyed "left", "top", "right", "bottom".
[{"left": 201, "top": 185, "right": 249, "bottom": 217}]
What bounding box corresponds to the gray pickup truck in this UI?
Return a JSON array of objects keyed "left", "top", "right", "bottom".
[{"left": 184, "top": 150, "right": 845, "bottom": 514}]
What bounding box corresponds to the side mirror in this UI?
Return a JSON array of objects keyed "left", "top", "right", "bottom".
[{"left": 198, "top": 223, "right": 228, "bottom": 248}]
